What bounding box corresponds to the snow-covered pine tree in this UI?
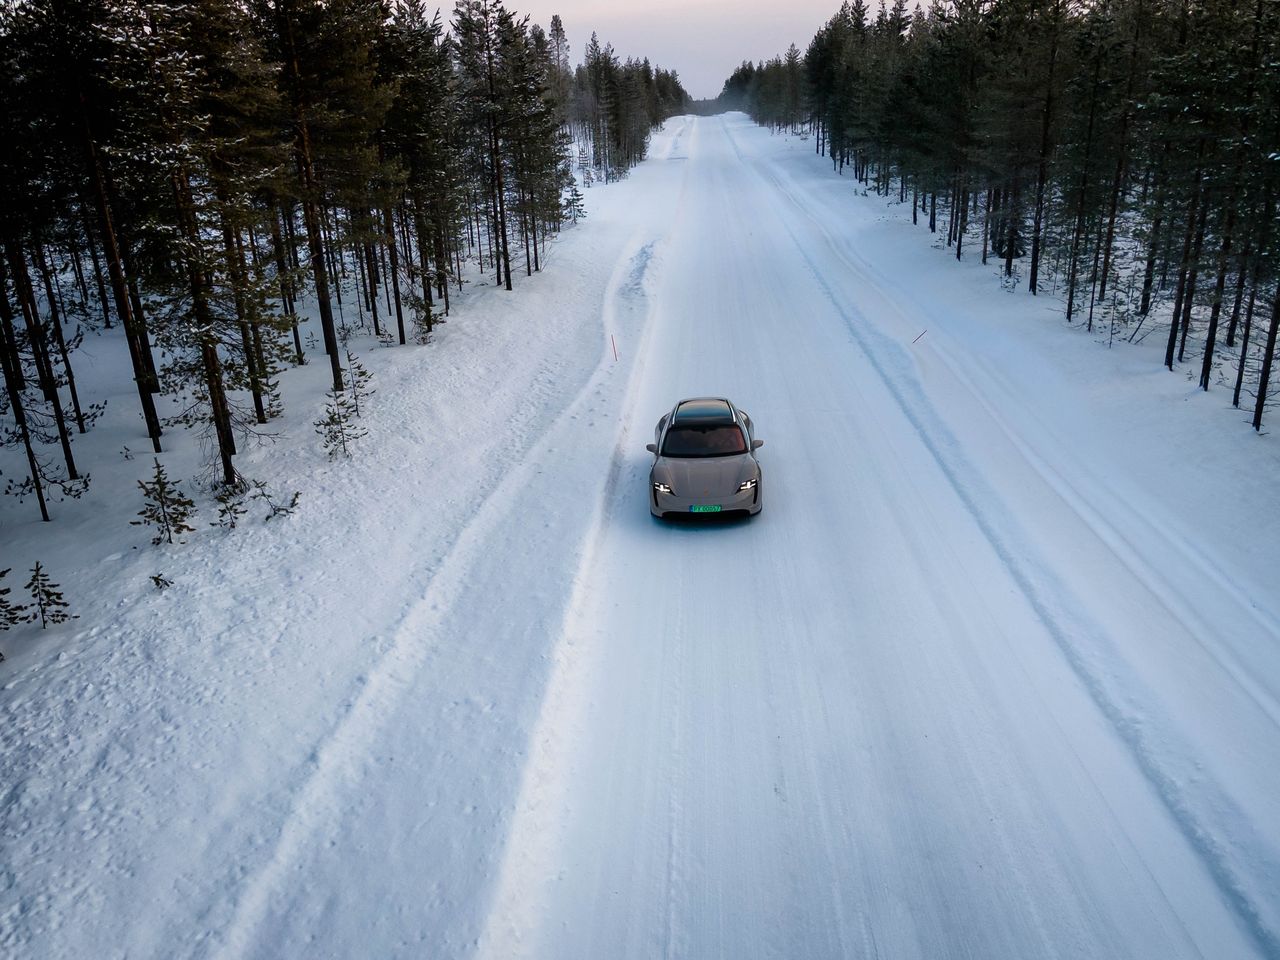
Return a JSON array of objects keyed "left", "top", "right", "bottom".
[
  {"left": 455, "top": 0, "right": 520, "bottom": 291},
  {"left": 548, "top": 14, "right": 571, "bottom": 107},
  {"left": 133, "top": 459, "right": 197, "bottom": 545},
  {"left": 565, "top": 182, "right": 586, "bottom": 223},
  {"left": 382, "top": 1, "right": 464, "bottom": 323},
  {"left": 118, "top": 0, "right": 299, "bottom": 487},
  {"left": 2, "top": 0, "right": 166, "bottom": 457},
  {"left": 24, "top": 561, "right": 76, "bottom": 628}
]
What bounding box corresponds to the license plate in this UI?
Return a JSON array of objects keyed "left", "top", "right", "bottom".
[{"left": 690, "top": 504, "right": 722, "bottom": 513}]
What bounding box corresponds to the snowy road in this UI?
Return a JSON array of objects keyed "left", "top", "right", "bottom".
[
  {"left": 472, "top": 116, "right": 1280, "bottom": 958},
  {"left": 5, "top": 115, "right": 1279, "bottom": 959}
]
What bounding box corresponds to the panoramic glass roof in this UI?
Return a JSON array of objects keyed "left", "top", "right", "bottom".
[{"left": 673, "top": 398, "right": 733, "bottom": 422}]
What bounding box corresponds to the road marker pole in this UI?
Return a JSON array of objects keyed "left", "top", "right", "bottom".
[
  {"left": 912, "top": 329, "right": 928, "bottom": 344},
  {"left": 611, "top": 334, "right": 618, "bottom": 361}
]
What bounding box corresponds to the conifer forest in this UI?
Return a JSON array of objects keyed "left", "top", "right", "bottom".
[
  {"left": 0, "top": 0, "right": 688, "bottom": 521},
  {"left": 720, "top": 0, "right": 1280, "bottom": 431}
]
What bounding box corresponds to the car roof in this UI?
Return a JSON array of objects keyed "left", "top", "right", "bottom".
[{"left": 672, "top": 398, "right": 735, "bottom": 423}]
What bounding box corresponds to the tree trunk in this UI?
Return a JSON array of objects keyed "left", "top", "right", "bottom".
[
  {"left": 1066, "top": 56, "right": 1102, "bottom": 324},
  {"left": 33, "top": 242, "right": 86, "bottom": 432},
  {"left": 1028, "top": 2, "right": 1060, "bottom": 295},
  {"left": 0, "top": 292, "right": 48, "bottom": 520},
  {"left": 1233, "top": 189, "right": 1273, "bottom": 406},
  {"left": 270, "top": 206, "right": 304, "bottom": 364},
  {"left": 221, "top": 215, "right": 267, "bottom": 424},
  {"left": 79, "top": 198, "right": 112, "bottom": 329},
  {"left": 1004, "top": 172, "right": 1020, "bottom": 277},
  {"left": 0, "top": 259, "right": 25, "bottom": 390},
  {"left": 1165, "top": 142, "right": 1205, "bottom": 369},
  {"left": 434, "top": 218, "right": 451, "bottom": 316},
  {"left": 364, "top": 236, "right": 381, "bottom": 337},
  {"left": 172, "top": 169, "right": 238, "bottom": 485},
  {"left": 383, "top": 204, "right": 406, "bottom": 345},
  {"left": 1200, "top": 183, "right": 1240, "bottom": 390},
  {"left": 6, "top": 240, "right": 78, "bottom": 479},
  {"left": 280, "top": 4, "right": 343, "bottom": 391},
  {"left": 1138, "top": 144, "right": 1170, "bottom": 318},
  {"left": 1177, "top": 197, "right": 1210, "bottom": 363},
  {"left": 1097, "top": 0, "right": 1143, "bottom": 304},
  {"left": 81, "top": 96, "right": 162, "bottom": 450},
  {"left": 490, "top": 118, "right": 512, "bottom": 291},
  {"left": 1252, "top": 281, "right": 1280, "bottom": 431}
]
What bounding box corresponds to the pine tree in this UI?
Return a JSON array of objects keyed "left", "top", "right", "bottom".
[
  {"left": 0, "top": 0, "right": 699, "bottom": 549},
  {"left": 564, "top": 181, "right": 586, "bottom": 223},
  {"left": 211, "top": 484, "right": 248, "bottom": 529},
  {"left": 250, "top": 480, "right": 301, "bottom": 521},
  {"left": 344, "top": 349, "right": 375, "bottom": 416},
  {"left": 314, "top": 387, "right": 366, "bottom": 458},
  {"left": 24, "top": 561, "right": 76, "bottom": 629},
  {"left": 132, "top": 459, "right": 197, "bottom": 545},
  {"left": 728, "top": 0, "right": 1280, "bottom": 429},
  {"left": 454, "top": 0, "right": 517, "bottom": 290},
  {"left": 410, "top": 299, "right": 437, "bottom": 344}
]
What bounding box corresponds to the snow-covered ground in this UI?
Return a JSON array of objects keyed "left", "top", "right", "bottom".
[{"left": 3, "top": 113, "right": 1278, "bottom": 959}]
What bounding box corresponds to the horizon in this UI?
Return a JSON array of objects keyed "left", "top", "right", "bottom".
[{"left": 509, "top": 1, "right": 838, "bottom": 100}]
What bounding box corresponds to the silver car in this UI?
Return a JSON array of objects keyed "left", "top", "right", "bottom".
[{"left": 646, "top": 397, "right": 763, "bottom": 518}]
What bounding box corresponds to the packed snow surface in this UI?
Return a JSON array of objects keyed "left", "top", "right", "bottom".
[{"left": 3, "top": 114, "right": 1279, "bottom": 959}]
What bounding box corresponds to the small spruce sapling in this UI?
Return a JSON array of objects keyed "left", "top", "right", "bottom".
[
  {"left": 151, "top": 573, "right": 174, "bottom": 591},
  {"left": 314, "top": 388, "right": 366, "bottom": 459},
  {"left": 24, "top": 562, "right": 76, "bottom": 629},
  {"left": 250, "top": 481, "right": 301, "bottom": 521},
  {"left": 133, "top": 459, "right": 197, "bottom": 544},
  {"left": 408, "top": 296, "right": 435, "bottom": 344},
  {"left": 564, "top": 182, "right": 587, "bottom": 223},
  {"left": 212, "top": 484, "right": 248, "bottom": 529},
  {"left": 344, "top": 350, "right": 374, "bottom": 417}
]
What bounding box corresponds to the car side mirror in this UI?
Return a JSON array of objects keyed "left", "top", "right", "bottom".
[
  {"left": 646, "top": 443, "right": 658, "bottom": 454},
  {"left": 752, "top": 439, "right": 764, "bottom": 450}
]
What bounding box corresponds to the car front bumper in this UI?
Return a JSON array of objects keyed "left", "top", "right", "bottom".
[{"left": 651, "top": 484, "right": 761, "bottom": 518}]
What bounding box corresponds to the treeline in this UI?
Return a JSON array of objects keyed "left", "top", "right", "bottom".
[
  {"left": 723, "top": 0, "right": 1280, "bottom": 431},
  {"left": 566, "top": 33, "right": 690, "bottom": 183},
  {"left": 0, "top": 0, "right": 688, "bottom": 521}
]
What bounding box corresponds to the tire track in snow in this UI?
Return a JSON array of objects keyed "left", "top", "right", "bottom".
[
  {"left": 767, "top": 149, "right": 1280, "bottom": 653},
  {"left": 723, "top": 118, "right": 1280, "bottom": 959},
  {"left": 472, "top": 232, "right": 672, "bottom": 960},
  {"left": 208, "top": 238, "right": 666, "bottom": 960}
]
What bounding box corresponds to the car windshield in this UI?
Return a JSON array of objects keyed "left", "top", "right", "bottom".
[{"left": 662, "top": 424, "right": 747, "bottom": 458}]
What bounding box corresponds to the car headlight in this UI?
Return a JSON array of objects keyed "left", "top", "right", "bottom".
[
  {"left": 738, "top": 478, "right": 758, "bottom": 492},
  {"left": 653, "top": 481, "right": 673, "bottom": 495}
]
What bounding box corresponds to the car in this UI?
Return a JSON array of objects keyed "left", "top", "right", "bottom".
[{"left": 646, "top": 397, "right": 763, "bottom": 519}]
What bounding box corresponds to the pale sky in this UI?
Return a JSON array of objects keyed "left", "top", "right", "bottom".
[{"left": 508, "top": 1, "right": 838, "bottom": 100}]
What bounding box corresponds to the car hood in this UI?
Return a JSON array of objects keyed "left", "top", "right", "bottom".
[{"left": 653, "top": 454, "right": 756, "bottom": 497}]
